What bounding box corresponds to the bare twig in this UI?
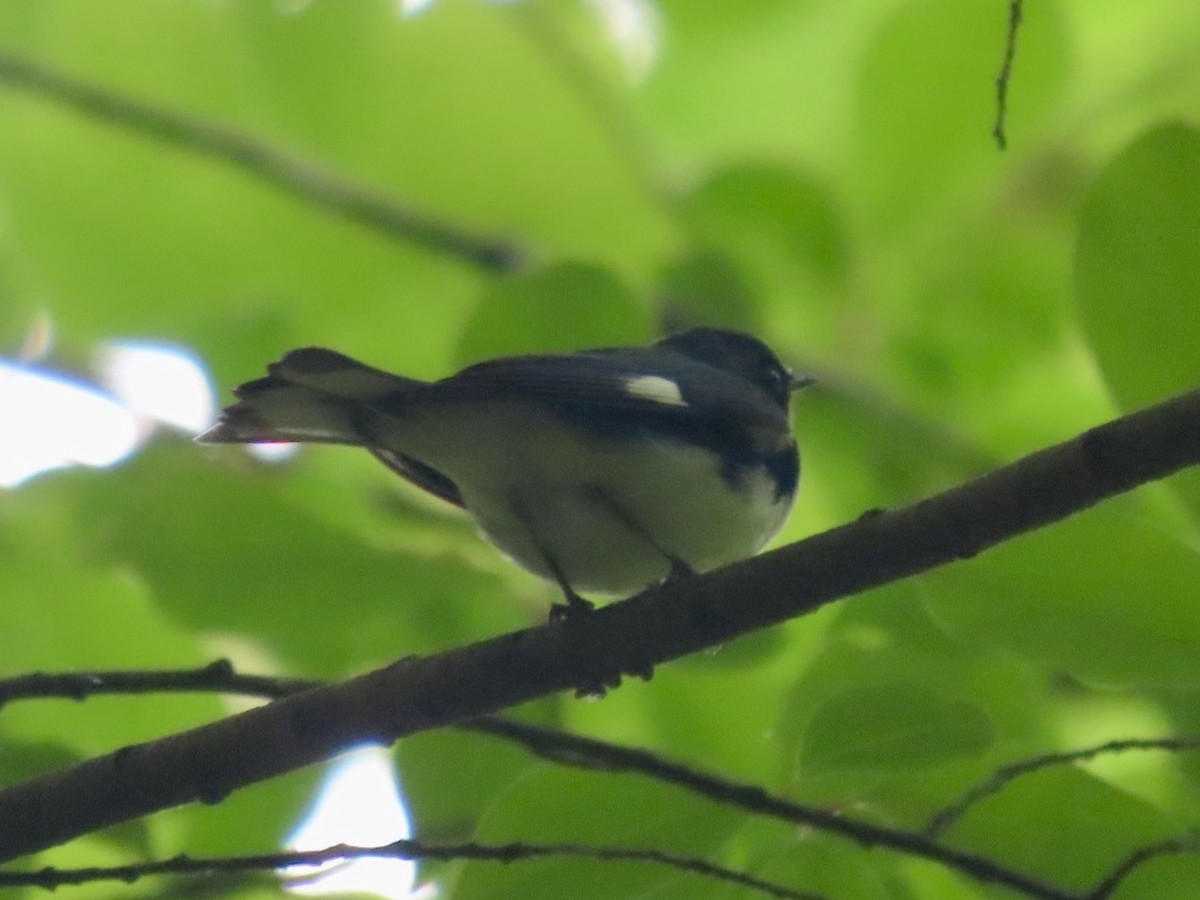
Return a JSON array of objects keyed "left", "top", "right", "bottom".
[
  {"left": 925, "top": 736, "right": 1200, "bottom": 838},
  {"left": 465, "top": 718, "right": 1076, "bottom": 900},
  {"left": 0, "top": 839, "right": 824, "bottom": 900},
  {"left": 1082, "top": 834, "right": 1200, "bottom": 900},
  {"left": 0, "top": 386, "right": 1197, "bottom": 865},
  {"left": 994, "top": 0, "right": 1024, "bottom": 149},
  {"left": 0, "top": 660, "right": 316, "bottom": 707},
  {"left": 0, "top": 48, "right": 524, "bottom": 272}
]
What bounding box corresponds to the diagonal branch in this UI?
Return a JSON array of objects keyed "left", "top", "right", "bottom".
[
  {"left": 462, "top": 719, "right": 1075, "bottom": 899},
  {"left": 925, "top": 736, "right": 1200, "bottom": 838},
  {"left": 0, "top": 48, "right": 524, "bottom": 272},
  {"left": 0, "top": 386, "right": 1197, "bottom": 865},
  {"left": 1082, "top": 835, "right": 1200, "bottom": 900}
]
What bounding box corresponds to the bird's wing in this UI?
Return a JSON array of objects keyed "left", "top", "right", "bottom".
[
  {"left": 369, "top": 448, "right": 465, "bottom": 508},
  {"left": 422, "top": 350, "right": 783, "bottom": 430}
]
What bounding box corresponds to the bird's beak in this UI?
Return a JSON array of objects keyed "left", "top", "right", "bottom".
[{"left": 789, "top": 372, "right": 817, "bottom": 393}]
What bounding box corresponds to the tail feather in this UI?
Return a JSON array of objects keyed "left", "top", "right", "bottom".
[
  {"left": 197, "top": 348, "right": 422, "bottom": 446},
  {"left": 264, "top": 348, "right": 424, "bottom": 397}
]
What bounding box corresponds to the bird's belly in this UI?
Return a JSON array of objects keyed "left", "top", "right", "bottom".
[{"left": 458, "top": 438, "right": 794, "bottom": 597}]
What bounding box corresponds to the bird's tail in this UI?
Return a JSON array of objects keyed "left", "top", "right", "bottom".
[{"left": 196, "top": 348, "right": 423, "bottom": 446}]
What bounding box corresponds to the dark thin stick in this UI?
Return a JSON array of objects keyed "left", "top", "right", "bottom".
[
  {"left": 0, "top": 660, "right": 317, "bottom": 707},
  {"left": 925, "top": 736, "right": 1200, "bottom": 838},
  {"left": 1082, "top": 835, "right": 1199, "bottom": 900},
  {"left": 0, "top": 48, "right": 524, "bottom": 272},
  {"left": 0, "top": 839, "right": 824, "bottom": 900},
  {"left": 993, "top": 0, "right": 1024, "bottom": 149},
  {"left": 464, "top": 718, "right": 1076, "bottom": 900}
]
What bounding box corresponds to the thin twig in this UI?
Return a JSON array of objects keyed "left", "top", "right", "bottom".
[
  {"left": 925, "top": 736, "right": 1200, "bottom": 838},
  {"left": 464, "top": 718, "right": 1076, "bottom": 900},
  {"left": 0, "top": 839, "right": 825, "bottom": 900},
  {"left": 1082, "top": 834, "right": 1200, "bottom": 900},
  {"left": 993, "top": 0, "right": 1024, "bottom": 149},
  {"left": 0, "top": 660, "right": 317, "bottom": 707},
  {"left": 0, "top": 48, "right": 524, "bottom": 272}
]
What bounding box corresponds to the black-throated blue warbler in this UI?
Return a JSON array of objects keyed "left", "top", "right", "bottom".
[{"left": 198, "top": 328, "right": 812, "bottom": 614}]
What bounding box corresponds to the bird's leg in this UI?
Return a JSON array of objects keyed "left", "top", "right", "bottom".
[
  {"left": 546, "top": 559, "right": 594, "bottom": 622},
  {"left": 586, "top": 486, "right": 695, "bottom": 585},
  {"left": 666, "top": 556, "right": 696, "bottom": 580},
  {"left": 508, "top": 492, "right": 594, "bottom": 621}
]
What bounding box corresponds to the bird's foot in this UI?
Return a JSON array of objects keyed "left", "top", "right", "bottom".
[{"left": 549, "top": 591, "right": 594, "bottom": 623}]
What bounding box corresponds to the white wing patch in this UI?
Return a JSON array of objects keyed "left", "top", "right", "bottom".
[{"left": 623, "top": 374, "right": 687, "bottom": 407}]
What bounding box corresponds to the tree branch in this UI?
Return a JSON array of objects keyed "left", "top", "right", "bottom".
[
  {"left": 0, "top": 48, "right": 524, "bottom": 272},
  {"left": 925, "top": 736, "right": 1200, "bottom": 838},
  {"left": 993, "top": 0, "right": 1024, "bottom": 149},
  {"left": 1082, "top": 835, "right": 1200, "bottom": 900},
  {"left": 0, "top": 660, "right": 315, "bottom": 707},
  {"left": 0, "top": 839, "right": 824, "bottom": 900},
  {"left": 462, "top": 719, "right": 1076, "bottom": 900},
  {"left": 0, "top": 664, "right": 1190, "bottom": 899},
  {"left": 0, "top": 386, "right": 1197, "bottom": 864}
]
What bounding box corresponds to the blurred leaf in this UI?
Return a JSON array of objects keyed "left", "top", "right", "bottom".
[
  {"left": 658, "top": 250, "right": 762, "bottom": 335},
  {"left": 396, "top": 705, "right": 556, "bottom": 845},
  {"left": 1075, "top": 122, "right": 1200, "bottom": 515},
  {"left": 454, "top": 261, "right": 652, "bottom": 365},
  {"left": 70, "top": 447, "right": 515, "bottom": 676},
  {"left": 923, "top": 500, "right": 1200, "bottom": 688},
  {"left": 779, "top": 586, "right": 1043, "bottom": 806},
  {"left": 1076, "top": 123, "right": 1200, "bottom": 406},
  {"left": 0, "top": 549, "right": 221, "bottom": 757},
  {"left": 1108, "top": 852, "right": 1200, "bottom": 900},
  {"left": 943, "top": 766, "right": 1176, "bottom": 892},
  {"left": 798, "top": 681, "right": 994, "bottom": 775},
  {"left": 453, "top": 764, "right": 741, "bottom": 900},
  {"left": 720, "top": 823, "right": 894, "bottom": 900},
  {"left": 678, "top": 163, "right": 849, "bottom": 333}
]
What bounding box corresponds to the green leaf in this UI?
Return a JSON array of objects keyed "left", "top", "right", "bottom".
[
  {"left": 923, "top": 500, "right": 1200, "bottom": 688},
  {"left": 798, "top": 681, "right": 994, "bottom": 774},
  {"left": 944, "top": 766, "right": 1175, "bottom": 892},
  {"left": 396, "top": 707, "right": 555, "bottom": 845},
  {"left": 0, "top": 552, "right": 220, "bottom": 757},
  {"left": 678, "top": 164, "right": 848, "bottom": 334},
  {"left": 854, "top": 0, "right": 1066, "bottom": 225},
  {"left": 70, "top": 448, "right": 514, "bottom": 676},
  {"left": 1076, "top": 123, "right": 1200, "bottom": 408},
  {"left": 1076, "top": 123, "right": 1200, "bottom": 515},
  {"left": 455, "top": 262, "right": 652, "bottom": 365},
  {"left": 453, "top": 764, "right": 741, "bottom": 900}
]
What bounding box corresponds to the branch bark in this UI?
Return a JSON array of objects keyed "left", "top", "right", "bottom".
[{"left": 1, "top": 386, "right": 1198, "bottom": 864}]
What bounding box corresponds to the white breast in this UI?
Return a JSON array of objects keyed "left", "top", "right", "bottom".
[{"left": 409, "top": 404, "right": 794, "bottom": 596}]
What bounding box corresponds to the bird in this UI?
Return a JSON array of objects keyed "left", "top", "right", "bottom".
[{"left": 197, "top": 328, "right": 812, "bottom": 616}]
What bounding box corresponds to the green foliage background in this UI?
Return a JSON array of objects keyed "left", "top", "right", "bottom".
[{"left": 0, "top": 0, "right": 1199, "bottom": 897}]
